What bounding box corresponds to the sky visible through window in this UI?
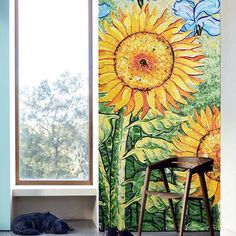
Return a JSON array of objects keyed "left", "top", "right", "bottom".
[
  {"left": 19, "top": 0, "right": 88, "bottom": 87},
  {"left": 18, "top": 0, "right": 90, "bottom": 181}
]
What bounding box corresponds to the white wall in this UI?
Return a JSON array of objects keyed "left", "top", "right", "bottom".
[
  {"left": 7, "top": 0, "right": 236, "bottom": 233},
  {"left": 221, "top": 0, "right": 236, "bottom": 235},
  {"left": 9, "top": 0, "right": 99, "bottom": 228}
]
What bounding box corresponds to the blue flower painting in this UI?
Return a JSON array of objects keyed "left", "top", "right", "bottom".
[
  {"left": 173, "top": 0, "right": 220, "bottom": 36},
  {"left": 99, "top": 3, "right": 111, "bottom": 19}
]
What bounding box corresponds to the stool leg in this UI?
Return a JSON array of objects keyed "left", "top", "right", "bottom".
[
  {"left": 160, "top": 169, "right": 178, "bottom": 232},
  {"left": 179, "top": 171, "right": 192, "bottom": 236},
  {"left": 199, "top": 172, "right": 214, "bottom": 236},
  {"left": 138, "top": 167, "right": 151, "bottom": 236}
]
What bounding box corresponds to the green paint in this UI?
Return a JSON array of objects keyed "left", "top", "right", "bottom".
[{"left": 98, "top": 0, "right": 220, "bottom": 232}]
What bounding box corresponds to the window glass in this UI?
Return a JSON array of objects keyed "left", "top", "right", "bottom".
[{"left": 17, "top": 0, "right": 91, "bottom": 183}]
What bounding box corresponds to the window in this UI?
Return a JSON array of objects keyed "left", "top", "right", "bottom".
[{"left": 15, "top": 0, "right": 93, "bottom": 185}]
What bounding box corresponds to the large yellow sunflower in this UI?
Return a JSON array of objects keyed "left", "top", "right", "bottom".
[
  {"left": 172, "top": 106, "right": 220, "bottom": 206},
  {"left": 99, "top": 4, "right": 204, "bottom": 118}
]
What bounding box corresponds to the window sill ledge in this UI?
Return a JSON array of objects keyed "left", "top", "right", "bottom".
[{"left": 12, "top": 185, "right": 97, "bottom": 197}]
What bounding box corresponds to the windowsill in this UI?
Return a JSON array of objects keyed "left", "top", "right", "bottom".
[{"left": 12, "top": 185, "right": 97, "bottom": 197}]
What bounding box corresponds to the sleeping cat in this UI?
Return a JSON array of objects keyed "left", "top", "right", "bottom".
[{"left": 12, "top": 212, "right": 72, "bottom": 235}]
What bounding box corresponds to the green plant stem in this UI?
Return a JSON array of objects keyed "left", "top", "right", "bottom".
[
  {"left": 110, "top": 110, "right": 131, "bottom": 230},
  {"left": 99, "top": 151, "right": 110, "bottom": 228},
  {"left": 137, "top": 0, "right": 144, "bottom": 9}
]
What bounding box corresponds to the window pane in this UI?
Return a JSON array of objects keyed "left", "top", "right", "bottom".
[{"left": 17, "top": 0, "right": 90, "bottom": 181}]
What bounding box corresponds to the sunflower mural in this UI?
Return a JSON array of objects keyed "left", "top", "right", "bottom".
[
  {"left": 173, "top": 106, "right": 220, "bottom": 206},
  {"left": 99, "top": 5, "right": 204, "bottom": 118},
  {"left": 99, "top": 0, "right": 220, "bottom": 233}
]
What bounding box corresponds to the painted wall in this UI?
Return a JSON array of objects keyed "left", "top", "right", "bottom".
[
  {"left": 0, "top": 0, "right": 11, "bottom": 230},
  {"left": 221, "top": 0, "right": 236, "bottom": 235},
  {"left": 98, "top": 0, "right": 220, "bottom": 232}
]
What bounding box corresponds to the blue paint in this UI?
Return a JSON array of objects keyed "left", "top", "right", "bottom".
[
  {"left": 99, "top": 3, "right": 111, "bottom": 19},
  {"left": 173, "top": 0, "right": 220, "bottom": 36},
  {"left": 0, "top": 0, "right": 11, "bottom": 230}
]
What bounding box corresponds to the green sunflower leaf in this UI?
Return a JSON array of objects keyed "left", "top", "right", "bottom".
[
  {"left": 124, "top": 137, "right": 176, "bottom": 164},
  {"left": 128, "top": 111, "right": 188, "bottom": 136},
  {"left": 99, "top": 113, "right": 119, "bottom": 145}
]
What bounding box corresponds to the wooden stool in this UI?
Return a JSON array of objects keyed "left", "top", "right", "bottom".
[{"left": 138, "top": 156, "right": 214, "bottom": 236}]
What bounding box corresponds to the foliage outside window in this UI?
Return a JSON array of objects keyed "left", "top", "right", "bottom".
[{"left": 16, "top": 0, "right": 92, "bottom": 184}]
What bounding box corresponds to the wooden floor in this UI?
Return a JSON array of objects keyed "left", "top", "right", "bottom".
[{"left": 0, "top": 221, "right": 220, "bottom": 236}]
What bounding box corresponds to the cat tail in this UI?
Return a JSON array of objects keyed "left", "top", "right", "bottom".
[{"left": 14, "top": 229, "right": 40, "bottom": 235}]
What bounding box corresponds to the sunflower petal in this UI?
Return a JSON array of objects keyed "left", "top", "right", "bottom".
[
  {"left": 175, "top": 50, "right": 203, "bottom": 59},
  {"left": 173, "top": 68, "right": 202, "bottom": 86},
  {"left": 154, "top": 16, "right": 173, "bottom": 34},
  {"left": 206, "top": 106, "right": 213, "bottom": 130},
  {"left": 155, "top": 87, "right": 170, "bottom": 110},
  {"left": 212, "top": 183, "right": 220, "bottom": 206},
  {"left": 123, "top": 10, "right": 132, "bottom": 35},
  {"left": 200, "top": 109, "right": 210, "bottom": 130},
  {"left": 99, "top": 29, "right": 118, "bottom": 46},
  {"left": 169, "top": 30, "right": 192, "bottom": 43},
  {"left": 145, "top": 7, "right": 158, "bottom": 31},
  {"left": 161, "top": 19, "right": 185, "bottom": 39},
  {"left": 212, "top": 105, "right": 220, "bottom": 129},
  {"left": 99, "top": 84, "right": 124, "bottom": 102},
  {"left": 133, "top": 91, "right": 143, "bottom": 116},
  {"left": 99, "top": 59, "right": 114, "bottom": 68},
  {"left": 141, "top": 92, "right": 150, "bottom": 119},
  {"left": 171, "top": 74, "right": 196, "bottom": 93},
  {"left": 139, "top": 5, "right": 147, "bottom": 32},
  {"left": 99, "top": 65, "right": 115, "bottom": 74},
  {"left": 155, "top": 96, "right": 165, "bottom": 115},
  {"left": 132, "top": 5, "right": 140, "bottom": 33},
  {"left": 172, "top": 138, "right": 196, "bottom": 153},
  {"left": 144, "top": 3, "right": 150, "bottom": 22},
  {"left": 153, "top": 9, "right": 167, "bottom": 29},
  {"left": 183, "top": 55, "right": 205, "bottom": 62},
  {"left": 175, "top": 57, "right": 204, "bottom": 68},
  {"left": 111, "top": 12, "right": 127, "bottom": 37},
  {"left": 99, "top": 73, "right": 117, "bottom": 84},
  {"left": 172, "top": 35, "right": 199, "bottom": 45},
  {"left": 100, "top": 80, "right": 122, "bottom": 93},
  {"left": 124, "top": 91, "right": 135, "bottom": 116},
  {"left": 114, "top": 87, "right": 132, "bottom": 112},
  {"left": 178, "top": 133, "right": 199, "bottom": 148},
  {"left": 147, "top": 90, "right": 157, "bottom": 111},
  {"left": 172, "top": 43, "right": 201, "bottom": 51},
  {"left": 175, "top": 63, "right": 203, "bottom": 76},
  {"left": 164, "top": 81, "right": 187, "bottom": 105},
  {"left": 99, "top": 51, "right": 114, "bottom": 60},
  {"left": 166, "top": 93, "right": 180, "bottom": 110},
  {"left": 206, "top": 177, "right": 218, "bottom": 199},
  {"left": 107, "top": 87, "right": 126, "bottom": 106},
  {"left": 194, "top": 109, "right": 205, "bottom": 129},
  {"left": 103, "top": 20, "right": 125, "bottom": 42},
  {"left": 118, "top": 8, "right": 125, "bottom": 22},
  {"left": 181, "top": 123, "right": 202, "bottom": 140},
  {"left": 178, "top": 88, "right": 194, "bottom": 99},
  {"left": 188, "top": 116, "right": 206, "bottom": 136},
  {"left": 99, "top": 41, "right": 116, "bottom": 52}
]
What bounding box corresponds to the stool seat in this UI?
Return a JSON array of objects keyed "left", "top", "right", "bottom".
[{"left": 137, "top": 156, "right": 214, "bottom": 236}]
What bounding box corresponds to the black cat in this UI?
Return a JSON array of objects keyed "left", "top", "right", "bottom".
[{"left": 12, "top": 212, "right": 72, "bottom": 235}]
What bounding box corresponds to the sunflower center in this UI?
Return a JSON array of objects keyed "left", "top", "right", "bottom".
[
  {"left": 197, "top": 129, "right": 220, "bottom": 182},
  {"left": 114, "top": 32, "right": 174, "bottom": 91},
  {"left": 140, "top": 59, "right": 148, "bottom": 67}
]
